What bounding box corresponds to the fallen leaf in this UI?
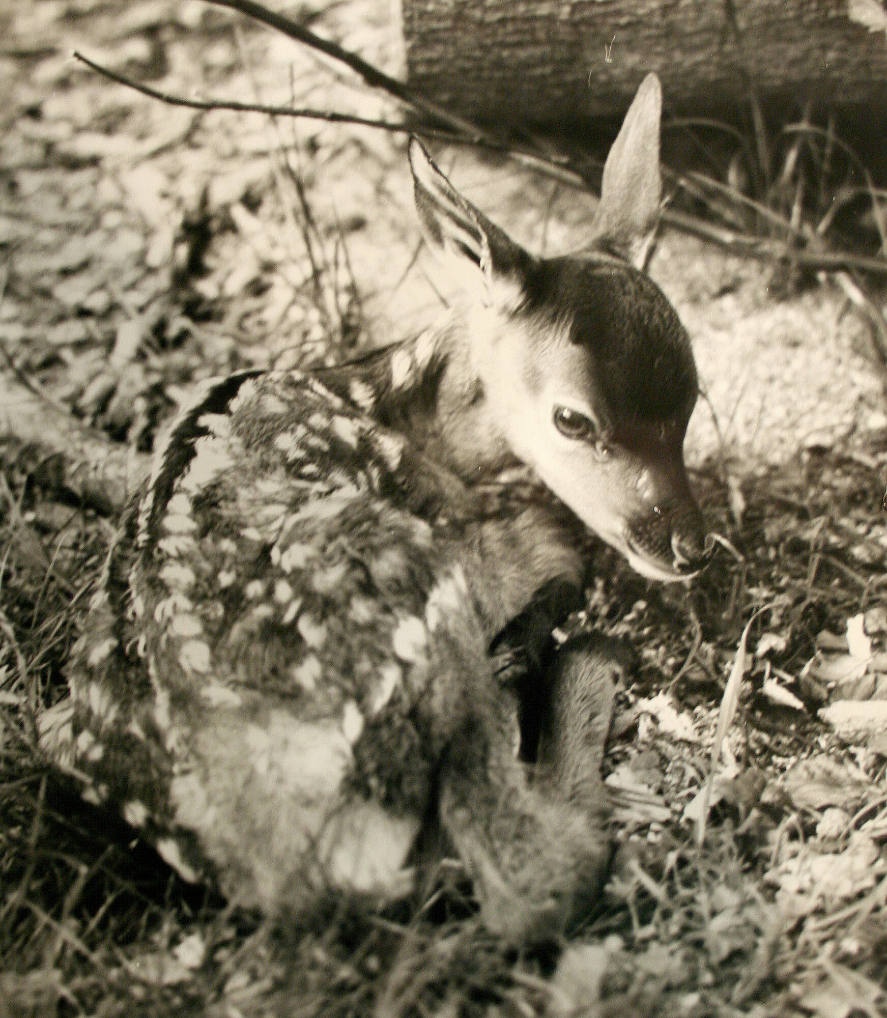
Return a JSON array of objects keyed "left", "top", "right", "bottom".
[
  {"left": 634, "top": 693, "right": 698, "bottom": 742},
  {"left": 845, "top": 614, "right": 872, "bottom": 660},
  {"left": 812, "top": 653, "right": 869, "bottom": 685},
  {"left": 756, "top": 632, "right": 787, "bottom": 657},
  {"left": 815, "top": 808, "right": 851, "bottom": 840},
  {"left": 819, "top": 700, "right": 887, "bottom": 739},
  {"left": 767, "top": 833, "right": 880, "bottom": 910},
  {"left": 795, "top": 958, "right": 886, "bottom": 1018},
  {"left": 782, "top": 755, "right": 869, "bottom": 812},
  {"left": 760, "top": 678, "right": 804, "bottom": 710}
]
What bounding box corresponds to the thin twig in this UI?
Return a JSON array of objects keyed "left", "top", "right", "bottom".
[
  {"left": 201, "top": 0, "right": 489, "bottom": 143},
  {"left": 72, "top": 52, "right": 456, "bottom": 142}
]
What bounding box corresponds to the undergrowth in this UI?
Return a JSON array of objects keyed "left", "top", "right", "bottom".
[{"left": 1, "top": 425, "right": 885, "bottom": 1017}]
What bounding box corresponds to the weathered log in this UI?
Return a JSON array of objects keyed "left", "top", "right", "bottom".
[
  {"left": 399, "top": 0, "right": 887, "bottom": 127},
  {"left": 0, "top": 376, "right": 146, "bottom": 515}
]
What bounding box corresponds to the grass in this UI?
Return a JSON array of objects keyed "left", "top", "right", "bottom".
[{"left": 1, "top": 420, "right": 886, "bottom": 1016}]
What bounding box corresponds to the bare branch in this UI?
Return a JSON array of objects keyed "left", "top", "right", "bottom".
[
  {"left": 72, "top": 52, "right": 452, "bottom": 140},
  {"left": 200, "top": 0, "right": 488, "bottom": 143}
]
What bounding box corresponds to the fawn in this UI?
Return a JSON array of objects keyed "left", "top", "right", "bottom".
[{"left": 41, "top": 74, "right": 707, "bottom": 942}]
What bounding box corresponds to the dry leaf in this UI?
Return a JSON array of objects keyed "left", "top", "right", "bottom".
[
  {"left": 795, "top": 959, "right": 886, "bottom": 1018},
  {"left": 756, "top": 632, "right": 787, "bottom": 657},
  {"left": 634, "top": 693, "right": 698, "bottom": 742},
  {"left": 782, "top": 755, "right": 869, "bottom": 812},
  {"left": 819, "top": 700, "right": 887, "bottom": 739},
  {"left": 760, "top": 678, "right": 804, "bottom": 710},
  {"left": 768, "top": 833, "right": 880, "bottom": 916}
]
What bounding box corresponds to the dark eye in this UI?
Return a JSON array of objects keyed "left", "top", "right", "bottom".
[{"left": 553, "top": 406, "right": 596, "bottom": 441}]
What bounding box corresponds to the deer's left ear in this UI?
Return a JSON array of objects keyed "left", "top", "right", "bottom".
[
  {"left": 589, "top": 73, "right": 663, "bottom": 269},
  {"left": 408, "top": 138, "right": 532, "bottom": 306}
]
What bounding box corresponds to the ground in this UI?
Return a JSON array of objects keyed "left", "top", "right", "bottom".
[{"left": 1, "top": 2, "right": 886, "bottom": 1017}]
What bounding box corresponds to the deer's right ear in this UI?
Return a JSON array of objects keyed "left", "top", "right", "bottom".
[
  {"left": 589, "top": 73, "right": 663, "bottom": 269},
  {"left": 408, "top": 138, "right": 530, "bottom": 306}
]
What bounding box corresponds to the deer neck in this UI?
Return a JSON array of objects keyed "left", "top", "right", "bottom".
[{"left": 319, "top": 313, "right": 517, "bottom": 485}]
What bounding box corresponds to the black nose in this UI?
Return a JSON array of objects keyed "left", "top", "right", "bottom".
[{"left": 667, "top": 503, "right": 710, "bottom": 574}]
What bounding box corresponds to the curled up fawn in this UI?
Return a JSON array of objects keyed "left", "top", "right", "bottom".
[{"left": 41, "top": 74, "right": 708, "bottom": 942}]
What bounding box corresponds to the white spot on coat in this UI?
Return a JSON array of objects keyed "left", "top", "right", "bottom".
[
  {"left": 291, "top": 654, "right": 322, "bottom": 691},
  {"left": 159, "top": 563, "right": 196, "bottom": 591},
  {"left": 349, "top": 379, "right": 375, "bottom": 411},
  {"left": 275, "top": 542, "right": 313, "bottom": 572},
  {"left": 259, "top": 392, "right": 290, "bottom": 416},
  {"left": 374, "top": 432, "right": 403, "bottom": 471},
  {"left": 342, "top": 700, "right": 364, "bottom": 744},
  {"left": 425, "top": 569, "right": 470, "bottom": 630},
  {"left": 274, "top": 579, "right": 294, "bottom": 603},
  {"left": 164, "top": 514, "right": 197, "bottom": 535},
  {"left": 87, "top": 681, "right": 117, "bottom": 724},
  {"left": 82, "top": 783, "right": 107, "bottom": 806},
  {"left": 154, "top": 687, "right": 171, "bottom": 732},
  {"left": 390, "top": 349, "right": 413, "bottom": 389},
  {"left": 200, "top": 682, "right": 243, "bottom": 708},
  {"left": 166, "top": 493, "right": 192, "bottom": 517},
  {"left": 349, "top": 596, "right": 375, "bottom": 625},
  {"left": 86, "top": 637, "right": 116, "bottom": 668},
  {"left": 369, "top": 662, "right": 401, "bottom": 715},
  {"left": 331, "top": 415, "right": 361, "bottom": 447},
  {"left": 179, "top": 639, "right": 211, "bottom": 673},
  {"left": 392, "top": 616, "right": 428, "bottom": 663},
  {"left": 273, "top": 431, "right": 301, "bottom": 457},
  {"left": 155, "top": 593, "right": 194, "bottom": 624},
  {"left": 414, "top": 329, "right": 436, "bottom": 368},
  {"left": 157, "top": 535, "right": 197, "bottom": 559},
  {"left": 307, "top": 412, "right": 330, "bottom": 433},
  {"left": 297, "top": 614, "right": 327, "bottom": 649},
  {"left": 170, "top": 613, "right": 203, "bottom": 638},
  {"left": 75, "top": 729, "right": 96, "bottom": 755},
  {"left": 181, "top": 436, "right": 235, "bottom": 493},
  {"left": 319, "top": 801, "right": 419, "bottom": 895},
  {"left": 312, "top": 562, "right": 349, "bottom": 595}
]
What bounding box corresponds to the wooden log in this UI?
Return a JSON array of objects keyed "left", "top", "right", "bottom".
[
  {"left": 0, "top": 376, "right": 146, "bottom": 515},
  {"left": 399, "top": 0, "right": 887, "bottom": 127}
]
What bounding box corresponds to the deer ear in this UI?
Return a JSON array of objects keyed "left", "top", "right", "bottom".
[
  {"left": 590, "top": 73, "right": 663, "bottom": 269},
  {"left": 408, "top": 138, "right": 530, "bottom": 305}
]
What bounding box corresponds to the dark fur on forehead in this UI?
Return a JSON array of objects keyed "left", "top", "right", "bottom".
[{"left": 518, "top": 257, "right": 697, "bottom": 425}]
